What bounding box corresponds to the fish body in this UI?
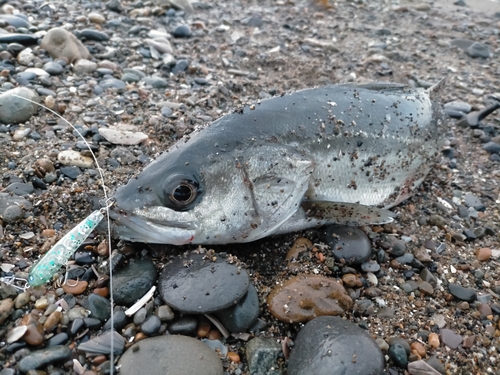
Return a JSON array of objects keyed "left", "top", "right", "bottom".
[{"left": 111, "top": 83, "right": 443, "bottom": 244}]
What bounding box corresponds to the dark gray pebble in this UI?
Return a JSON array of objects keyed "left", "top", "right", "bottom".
[
  {"left": 118, "top": 336, "right": 223, "bottom": 375},
  {"left": 482, "top": 142, "right": 500, "bottom": 154},
  {"left": 84, "top": 317, "right": 103, "bottom": 330},
  {"left": 215, "top": 283, "right": 259, "bottom": 333},
  {"left": 74, "top": 250, "right": 96, "bottom": 265},
  {"left": 167, "top": 315, "right": 197, "bottom": 336},
  {"left": 0, "top": 34, "right": 38, "bottom": 44},
  {"left": 43, "top": 62, "right": 64, "bottom": 75},
  {"left": 76, "top": 29, "right": 110, "bottom": 41},
  {"left": 288, "top": 316, "right": 385, "bottom": 375},
  {"left": 323, "top": 225, "right": 371, "bottom": 265},
  {"left": 467, "top": 42, "right": 491, "bottom": 58},
  {"left": 18, "top": 345, "right": 72, "bottom": 373},
  {"left": 69, "top": 318, "right": 84, "bottom": 336},
  {"left": 388, "top": 343, "right": 408, "bottom": 368},
  {"left": 112, "top": 258, "right": 157, "bottom": 306},
  {"left": 444, "top": 101, "right": 471, "bottom": 116},
  {"left": 161, "top": 106, "right": 173, "bottom": 117},
  {"left": 87, "top": 293, "right": 111, "bottom": 322},
  {"left": 3, "top": 205, "right": 23, "bottom": 223},
  {"left": 395, "top": 253, "right": 414, "bottom": 265},
  {"left": 103, "top": 309, "right": 128, "bottom": 331},
  {"left": 100, "top": 78, "right": 126, "bottom": 90},
  {"left": 31, "top": 177, "right": 46, "bottom": 189},
  {"left": 172, "top": 25, "right": 192, "bottom": 38},
  {"left": 159, "top": 253, "right": 249, "bottom": 314},
  {"left": 171, "top": 59, "right": 189, "bottom": 74},
  {"left": 133, "top": 307, "right": 148, "bottom": 325},
  {"left": 5, "top": 182, "right": 34, "bottom": 196},
  {"left": 448, "top": 283, "right": 477, "bottom": 302},
  {"left": 241, "top": 15, "right": 264, "bottom": 27},
  {"left": 60, "top": 166, "right": 81, "bottom": 179},
  {"left": 142, "top": 76, "right": 167, "bottom": 88},
  {"left": 361, "top": 261, "right": 380, "bottom": 273},
  {"left": 141, "top": 315, "right": 161, "bottom": 336},
  {"left": 0, "top": 14, "right": 31, "bottom": 28},
  {"left": 46, "top": 332, "right": 69, "bottom": 347}
]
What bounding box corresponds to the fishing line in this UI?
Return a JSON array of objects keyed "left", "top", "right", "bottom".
[{"left": 10, "top": 94, "right": 116, "bottom": 374}]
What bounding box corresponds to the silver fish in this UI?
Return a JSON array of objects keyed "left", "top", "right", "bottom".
[{"left": 110, "top": 82, "right": 444, "bottom": 244}]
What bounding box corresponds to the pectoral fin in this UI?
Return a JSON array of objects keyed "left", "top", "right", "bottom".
[{"left": 301, "top": 201, "right": 396, "bottom": 225}]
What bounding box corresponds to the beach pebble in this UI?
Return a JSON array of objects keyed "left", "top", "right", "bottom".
[
  {"left": 78, "top": 331, "right": 125, "bottom": 355},
  {"left": 87, "top": 294, "right": 111, "bottom": 322},
  {"left": 214, "top": 283, "right": 259, "bottom": 333},
  {"left": 167, "top": 315, "right": 197, "bottom": 336},
  {"left": 88, "top": 13, "right": 106, "bottom": 24},
  {"left": 3, "top": 205, "right": 23, "bottom": 223},
  {"left": 57, "top": 150, "right": 93, "bottom": 168},
  {"left": 0, "top": 87, "right": 39, "bottom": 124},
  {"left": 118, "top": 336, "right": 223, "bottom": 375},
  {"left": 99, "top": 127, "right": 148, "bottom": 145},
  {"left": 141, "top": 315, "right": 161, "bottom": 336},
  {"left": 41, "top": 27, "right": 91, "bottom": 62},
  {"left": 288, "top": 316, "right": 385, "bottom": 375},
  {"left": 73, "top": 59, "right": 98, "bottom": 75},
  {"left": 62, "top": 280, "right": 88, "bottom": 295},
  {"left": 323, "top": 225, "right": 371, "bottom": 265},
  {"left": 448, "top": 283, "right": 477, "bottom": 302},
  {"left": 267, "top": 274, "right": 353, "bottom": 323},
  {"left": 172, "top": 25, "right": 192, "bottom": 38},
  {"left": 18, "top": 345, "right": 72, "bottom": 373},
  {"left": 159, "top": 253, "right": 249, "bottom": 314},
  {"left": 112, "top": 258, "right": 157, "bottom": 305},
  {"left": 440, "top": 329, "right": 463, "bottom": 349},
  {"left": 0, "top": 298, "right": 14, "bottom": 324},
  {"left": 246, "top": 337, "right": 282, "bottom": 375},
  {"left": 388, "top": 343, "right": 408, "bottom": 368},
  {"left": 467, "top": 42, "right": 491, "bottom": 58}
]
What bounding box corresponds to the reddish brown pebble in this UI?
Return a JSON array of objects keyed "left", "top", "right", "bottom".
[
  {"left": 43, "top": 310, "right": 62, "bottom": 332},
  {"left": 478, "top": 303, "right": 492, "bottom": 318},
  {"left": 267, "top": 274, "right": 353, "bottom": 323},
  {"left": 41, "top": 229, "right": 56, "bottom": 237},
  {"left": 410, "top": 342, "right": 426, "bottom": 358},
  {"left": 23, "top": 323, "right": 44, "bottom": 345},
  {"left": 286, "top": 238, "right": 313, "bottom": 260},
  {"left": 342, "top": 274, "right": 362, "bottom": 288},
  {"left": 428, "top": 332, "right": 440, "bottom": 348},
  {"left": 462, "top": 335, "right": 475, "bottom": 348},
  {"left": 94, "top": 287, "right": 109, "bottom": 298},
  {"left": 227, "top": 352, "right": 240, "bottom": 363},
  {"left": 97, "top": 239, "right": 109, "bottom": 257},
  {"left": 197, "top": 321, "right": 211, "bottom": 338},
  {"left": 92, "top": 355, "right": 107, "bottom": 365},
  {"left": 62, "top": 280, "right": 88, "bottom": 295},
  {"left": 207, "top": 329, "right": 222, "bottom": 341},
  {"left": 135, "top": 332, "right": 147, "bottom": 342},
  {"left": 476, "top": 248, "right": 492, "bottom": 262}
]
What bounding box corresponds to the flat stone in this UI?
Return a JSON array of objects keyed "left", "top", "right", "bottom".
[
  {"left": 87, "top": 294, "right": 111, "bottom": 322},
  {"left": 440, "top": 329, "right": 462, "bottom": 349},
  {"left": 159, "top": 253, "right": 249, "bottom": 314},
  {"left": 18, "top": 345, "right": 72, "bottom": 373},
  {"left": 323, "top": 225, "right": 371, "bottom": 265},
  {"left": 118, "top": 335, "right": 223, "bottom": 375},
  {"left": 267, "top": 274, "right": 352, "bottom": 323},
  {"left": 77, "top": 331, "right": 125, "bottom": 355},
  {"left": 99, "top": 127, "right": 148, "bottom": 145},
  {"left": 448, "top": 283, "right": 477, "bottom": 302},
  {"left": 408, "top": 360, "right": 442, "bottom": 375},
  {"left": 57, "top": 150, "right": 94, "bottom": 168},
  {"left": 288, "top": 316, "right": 385, "bottom": 375}
]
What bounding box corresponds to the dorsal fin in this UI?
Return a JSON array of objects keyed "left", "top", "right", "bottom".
[{"left": 427, "top": 78, "right": 446, "bottom": 100}]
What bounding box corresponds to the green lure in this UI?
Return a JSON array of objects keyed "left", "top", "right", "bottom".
[{"left": 28, "top": 210, "right": 104, "bottom": 287}]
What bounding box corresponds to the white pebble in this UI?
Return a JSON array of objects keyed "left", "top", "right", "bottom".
[
  {"left": 57, "top": 150, "right": 94, "bottom": 168},
  {"left": 13, "top": 127, "right": 31, "bottom": 141},
  {"left": 99, "top": 128, "right": 148, "bottom": 145}
]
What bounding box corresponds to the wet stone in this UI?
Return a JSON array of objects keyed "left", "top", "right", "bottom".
[
  {"left": 156, "top": 305, "right": 175, "bottom": 322},
  {"left": 104, "top": 309, "right": 127, "bottom": 331},
  {"left": 133, "top": 307, "right": 148, "bottom": 325},
  {"left": 388, "top": 343, "right": 408, "bottom": 368},
  {"left": 78, "top": 331, "right": 125, "bottom": 355},
  {"left": 46, "top": 332, "right": 69, "bottom": 347},
  {"left": 215, "top": 283, "right": 259, "bottom": 333},
  {"left": 87, "top": 294, "right": 111, "bottom": 322},
  {"left": 76, "top": 29, "right": 110, "bottom": 42},
  {"left": 113, "top": 258, "right": 157, "bottom": 306},
  {"left": 323, "top": 225, "right": 371, "bottom": 265},
  {"left": 246, "top": 337, "right": 282, "bottom": 375},
  {"left": 141, "top": 315, "right": 161, "bottom": 336},
  {"left": 84, "top": 317, "right": 102, "bottom": 330},
  {"left": 361, "top": 261, "right": 380, "bottom": 273},
  {"left": 288, "top": 316, "right": 385, "bottom": 375},
  {"left": 18, "top": 345, "right": 72, "bottom": 373},
  {"left": 267, "top": 274, "right": 353, "bottom": 323},
  {"left": 171, "top": 59, "right": 189, "bottom": 74},
  {"left": 167, "top": 315, "right": 197, "bottom": 336},
  {"left": 448, "top": 283, "right": 477, "bottom": 302},
  {"left": 159, "top": 253, "right": 249, "bottom": 314},
  {"left": 172, "top": 25, "right": 192, "bottom": 38},
  {"left": 118, "top": 335, "right": 223, "bottom": 375}
]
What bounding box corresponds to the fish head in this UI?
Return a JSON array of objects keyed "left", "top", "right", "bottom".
[{"left": 111, "top": 138, "right": 315, "bottom": 245}]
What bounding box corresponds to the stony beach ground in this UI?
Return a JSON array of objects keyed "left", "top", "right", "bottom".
[{"left": 0, "top": 0, "right": 500, "bottom": 374}]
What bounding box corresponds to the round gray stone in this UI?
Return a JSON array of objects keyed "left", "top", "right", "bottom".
[
  {"left": 158, "top": 253, "right": 249, "bottom": 314},
  {"left": 323, "top": 225, "right": 372, "bottom": 265},
  {"left": 288, "top": 316, "right": 385, "bottom": 375},
  {"left": 0, "top": 87, "right": 39, "bottom": 124},
  {"left": 214, "top": 283, "right": 259, "bottom": 333},
  {"left": 112, "top": 258, "right": 157, "bottom": 306},
  {"left": 118, "top": 335, "right": 223, "bottom": 375}
]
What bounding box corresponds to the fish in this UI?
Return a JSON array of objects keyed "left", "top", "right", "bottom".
[{"left": 110, "top": 82, "right": 444, "bottom": 245}]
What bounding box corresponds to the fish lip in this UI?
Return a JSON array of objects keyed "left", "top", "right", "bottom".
[{"left": 109, "top": 209, "right": 197, "bottom": 245}]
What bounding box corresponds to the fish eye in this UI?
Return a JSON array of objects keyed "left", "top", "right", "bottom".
[{"left": 163, "top": 174, "right": 201, "bottom": 211}]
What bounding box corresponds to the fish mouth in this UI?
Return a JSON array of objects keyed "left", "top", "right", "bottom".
[{"left": 109, "top": 209, "right": 197, "bottom": 245}]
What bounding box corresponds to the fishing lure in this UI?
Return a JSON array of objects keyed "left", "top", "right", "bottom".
[{"left": 28, "top": 209, "right": 105, "bottom": 287}]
